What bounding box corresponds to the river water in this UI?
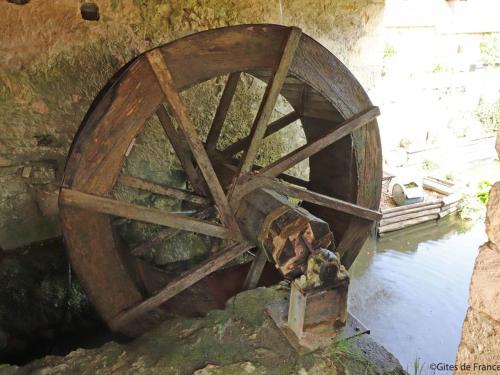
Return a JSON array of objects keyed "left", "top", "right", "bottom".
[{"left": 349, "top": 216, "right": 486, "bottom": 373}]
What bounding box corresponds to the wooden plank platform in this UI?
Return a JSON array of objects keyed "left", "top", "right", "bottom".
[{"left": 378, "top": 183, "right": 463, "bottom": 235}]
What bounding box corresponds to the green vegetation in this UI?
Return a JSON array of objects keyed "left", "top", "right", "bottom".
[
  {"left": 422, "top": 159, "right": 439, "bottom": 171},
  {"left": 477, "top": 180, "right": 493, "bottom": 205},
  {"left": 475, "top": 97, "right": 500, "bottom": 135},
  {"left": 444, "top": 172, "right": 455, "bottom": 182},
  {"left": 328, "top": 339, "right": 374, "bottom": 374},
  {"left": 460, "top": 180, "right": 492, "bottom": 221},
  {"left": 404, "top": 182, "right": 418, "bottom": 189},
  {"left": 408, "top": 357, "right": 424, "bottom": 375},
  {"left": 327, "top": 338, "right": 404, "bottom": 375},
  {"left": 479, "top": 35, "right": 500, "bottom": 66},
  {"left": 432, "top": 63, "right": 444, "bottom": 73}
]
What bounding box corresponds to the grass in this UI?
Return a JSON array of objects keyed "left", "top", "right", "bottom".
[{"left": 408, "top": 357, "right": 425, "bottom": 375}]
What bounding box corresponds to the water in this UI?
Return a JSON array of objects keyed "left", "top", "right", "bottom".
[{"left": 349, "top": 216, "right": 486, "bottom": 372}]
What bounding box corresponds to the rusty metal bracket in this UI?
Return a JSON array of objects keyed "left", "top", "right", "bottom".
[{"left": 266, "top": 280, "right": 369, "bottom": 354}]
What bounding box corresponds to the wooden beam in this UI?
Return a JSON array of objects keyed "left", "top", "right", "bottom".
[
  {"left": 257, "top": 106, "right": 380, "bottom": 178},
  {"left": 60, "top": 188, "right": 240, "bottom": 240},
  {"left": 220, "top": 159, "right": 309, "bottom": 188},
  {"left": 117, "top": 175, "right": 210, "bottom": 206},
  {"left": 242, "top": 248, "right": 268, "bottom": 290},
  {"left": 130, "top": 207, "right": 213, "bottom": 256},
  {"left": 233, "top": 177, "right": 381, "bottom": 221},
  {"left": 206, "top": 72, "right": 241, "bottom": 155},
  {"left": 266, "top": 178, "right": 381, "bottom": 221},
  {"left": 220, "top": 111, "right": 300, "bottom": 158},
  {"left": 110, "top": 241, "right": 254, "bottom": 330},
  {"left": 147, "top": 49, "right": 240, "bottom": 233},
  {"left": 238, "top": 27, "right": 302, "bottom": 176},
  {"left": 156, "top": 105, "right": 207, "bottom": 195}
]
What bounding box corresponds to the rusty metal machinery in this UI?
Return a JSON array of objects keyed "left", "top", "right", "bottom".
[{"left": 58, "top": 25, "right": 382, "bottom": 341}]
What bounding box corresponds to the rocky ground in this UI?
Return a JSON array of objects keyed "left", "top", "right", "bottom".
[{"left": 0, "top": 286, "right": 403, "bottom": 375}]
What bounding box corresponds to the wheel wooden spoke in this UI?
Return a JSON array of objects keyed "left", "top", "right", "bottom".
[
  {"left": 110, "top": 241, "right": 254, "bottom": 330},
  {"left": 218, "top": 159, "right": 309, "bottom": 188},
  {"left": 234, "top": 176, "right": 382, "bottom": 221},
  {"left": 117, "top": 175, "right": 210, "bottom": 206},
  {"left": 147, "top": 49, "right": 240, "bottom": 233},
  {"left": 131, "top": 207, "right": 214, "bottom": 257},
  {"left": 275, "top": 173, "right": 309, "bottom": 188},
  {"left": 206, "top": 72, "right": 241, "bottom": 155},
  {"left": 60, "top": 188, "right": 240, "bottom": 240},
  {"left": 156, "top": 105, "right": 207, "bottom": 195},
  {"left": 220, "top": 111, "right": 300, "bottom": 159},
  {"left": 237, "top": 27, "right": 302, "bottom": 176},
  {"left": 242, "top": 248, "right": 268, "bottom": 290},
  {"left": 257, "top": 106, "right": 380, "bottom": 178}
]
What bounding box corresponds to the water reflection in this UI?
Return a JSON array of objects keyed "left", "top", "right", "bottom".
[{"left": 349, "top": 216, "right": 485, "bottom": 373}]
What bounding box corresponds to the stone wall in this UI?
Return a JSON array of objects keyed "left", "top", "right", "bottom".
[
  {"left": 455, "top": 182, "right": 500, "bottom": 374},
  {"left": 0, "top": 0, "right": 385, "bottom": 250}
]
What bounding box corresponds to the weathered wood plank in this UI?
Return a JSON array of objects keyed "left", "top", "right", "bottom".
[
  {"left": 206, "top": 72, "right": 241, "bottom": 155},
  {"left": 258, "top": 106, "right": 380, "bottom": 177},
  {"left": 118, "top": 175, "right": 210, "bottom": 205},
  {"left": 60, "top": 188, "right": 238, "bottom": 240},
  {"left": 220, "top": 111, "right": 300, "bottom": 158},
  {"left": 381, "top": 199, "right": 443, "bottom": 214},
  {"left": 131, "top": 207, "right": 213, "bottom": 256},
  {"left": 423, "top": 177, "right": 455, "bottom": 196},
  {"left": 379, "top": 207, "right": 440, "bottom": 226},
  {"left": 156, "top": 105, "right": 207, "bottom": 195},
  {"left": 382, "top": 202, "right": 442, "bottom": 219},
  {"left": 238, "top": 27, "right": 302, "bottom": 176},
  {"left": 378, "top": 214, "right": 439, "bottom": 234},
  {"left": 234, "top": 177, "right": 381, "bottom": 221},
  {"left": 110, "top": 241, "right": 254, "bottom": 330},
  {"left": 266, "top": 178, "right": 381, "bottom": 221},
  {"left": 147, "top": 49, "right": 240, "bottom": 233}
]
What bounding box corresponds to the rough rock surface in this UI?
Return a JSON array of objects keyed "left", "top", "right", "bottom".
[
  {"left": 0, "top": 287, "right": 403, "bottom": 375},
  {"left": 455, "top": 182, "right": 500, "bottom": 374},
  {"left": 0, "top": 239, "right": 101, "bottom": 363},
  {"left": 485, "top": 183, "right": 500, "bottom": 248}
]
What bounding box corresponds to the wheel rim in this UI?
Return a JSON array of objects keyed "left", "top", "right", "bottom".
[{"left": 59, "top": 24, "right": 382, "bottom": 335}]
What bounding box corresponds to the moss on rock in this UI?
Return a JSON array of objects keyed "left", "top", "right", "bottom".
[{"left": 0, "top": 286, "right": 402, "bottom": 374}]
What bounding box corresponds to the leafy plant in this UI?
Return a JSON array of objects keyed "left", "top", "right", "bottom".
[
  {"left": 475, "top": 97, "right": 500, "bottom": 135},
  {"left": 477, "top": 180, "right": 492, "bottom": 205},
  {"left": 459, "top": 180, "right": 492, "bottom": 220}
]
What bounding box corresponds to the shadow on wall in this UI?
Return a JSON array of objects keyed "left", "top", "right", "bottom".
[{"left": 0, "top": 238, "right": 127, "bottom": 365}]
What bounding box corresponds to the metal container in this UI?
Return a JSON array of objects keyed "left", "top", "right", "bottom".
[{"left": 392, "top": 181, "right": 424, "bottom": 206}]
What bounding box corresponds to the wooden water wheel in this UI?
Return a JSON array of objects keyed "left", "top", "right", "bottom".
[{"left": 58, "top": 24, "right": 382, "bottom": 336}]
